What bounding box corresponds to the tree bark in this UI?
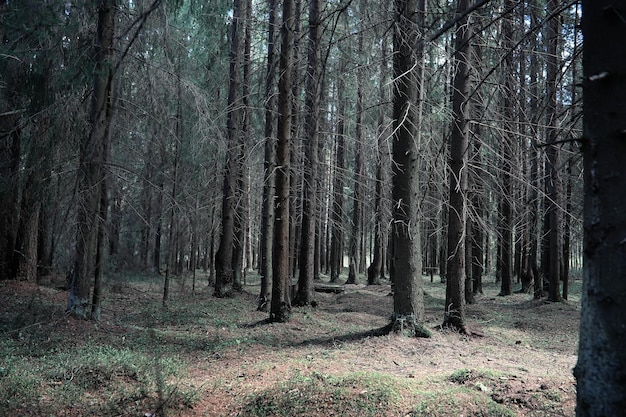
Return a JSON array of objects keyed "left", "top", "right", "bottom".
[
  {"left": 574, "top": 1, "right": 626, "bottom": 414},
  {"left": 67, "top": 0, "right": 116, "bottom": 319},
  {"left": 258, "top": 0, "right": 277, "bottom": 311},
  {"left": 545, "top": 0, "right": 562, "bottom": 302},
  {"left": 390, "top": 0, "right": 429, "bottom": 338},
  {"left": 443, "top": 0, "right": 471, "bottom": 333},
  {"left": 368, "top": 28, "right": 390, "bottom": 286},
  {"left": 498, "top": 0, "right": 515, "bottom": 297},
  {"left": 294, "top": 0, "right": 322, "bottom": 306},
  {"left": 270, "top": 0, "right": 295, "bottom": 323},
  {"left": 329, "top": 60, "right": 346, "bottom": 283},
  {"left": 215, "top": 0, "right": 243, "bottom": 298}
]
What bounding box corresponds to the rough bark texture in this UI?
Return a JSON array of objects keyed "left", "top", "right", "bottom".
[
  {"left": 294, "top": 0, "right": 321, "bottom": 306},
  {"left": 443, "top": 0, "right": 471, "bottom": 333},
  {"left": 545, "top": 0, "right": 562, "bottom": 302},
  {"left": 574, "top": 1, "right": 626, "bottom": 414},
  {"left": 215, "top": 0, "right": 243, "bottom": 298},
  {"left": 498, "top": 0, "right": 514, "bottom": 297},
  {"left": 270, "top": 0, "right": 294, "bottom": 323},
  {"left": 258, "top": 0, "right": 277, "bottom": 311},
  {"left": 67, "top": 0, "right": 116, "bottom": 319},
  {"left": 390, "top": 0, "right": 429, "bottom": 338}
]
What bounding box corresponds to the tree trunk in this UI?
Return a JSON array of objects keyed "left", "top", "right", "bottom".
[
  {"left": 545, "top": 0, "right": 562, "bottom": 303},
  {"left": 390, "top": 0, "right": 429, "bottom": 338},
  {"left": 67, "top": 0, "right": 116, "bottom": 319},
  {"left": 368, "top": 29, "right": 389, "bottom": 286},
  {"left": 270, "top": 0, "right": 295, "bottom": 323},
  {"left": 258, "top": 0, "right": 277, "bottom": 311},
  {"left": 574, "top": 1, "right": 626, "bottom": 413},
  {"left": 294, "top": 0, "right": 322, "bottom": 306},
  {"left": 232, "top": 0, "right": 252, "bottom": 293},
  {"left": 215, "top": 0, "right": 243, "bottom": 298},
  {"left": 443, "top": 0, "right": 471, "bottom": 333},
  {"left": 329, "top": 60, "right": 346, "bottom": 283},
  {"left": 498, "top": 0, "right": 515, "bottom": 297}
]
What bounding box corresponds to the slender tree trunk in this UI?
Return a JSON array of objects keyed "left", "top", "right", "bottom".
[
  {"left": 215, "top": 0, "right": 243, "bottom": 297},
  {"left": 270, "top": 0, "right": 295, "bottom": 323},
  {"left": 258, "top": 0, "right": 277, "bottom": 311},
  {"left": 575, "top": 1, "right": 626, "bottom": 413},
  {"left": 294, "top": 0, "right": 322, "bottom": 306},
  {"left": 528, "top": 0, "right": 542, "bottom": 299},
  {"left": 443, "top": 0, "right": 471, "bottom": 333},
  {"left": 163, "top": 120, "right": 180, "bottom": 306},
  {"left": 329, "top": 61, "right": 346, "bottom": 283},
  {"left": 232, "top": 0, "right": 252, "bottom": 293},
  {"left": 368, "top": 30, "right": 389, "bottom": 286},
  {"left": 498, "top": 0, "right": 515, "bottom": 297},
  {"left": 67, "top": 0, "right": 116, "bottom": 319},
  {"left": 545, "top": 0, "right": 562, "bottom": 302}
]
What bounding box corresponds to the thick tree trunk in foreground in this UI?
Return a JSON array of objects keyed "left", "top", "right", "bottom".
[
  {"left": 574, "top": 1, "right": 626, "bottom": 414},
  {"left": 67, "top": 0, "right": 116, "bottom": 319},
  {"left": 390, "top": 0, "right": 429, "bottom": 338},
  {"left": 270, "top": 0, "right": 295, "bottom": 323}
]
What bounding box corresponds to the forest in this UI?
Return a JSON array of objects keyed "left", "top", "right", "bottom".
[{"left": 1, "top": 0, "right": 625, "bottom": 416}]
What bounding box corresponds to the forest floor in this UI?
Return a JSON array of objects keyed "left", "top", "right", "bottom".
[{"left": 0, "top": 272, "right": 580, "bottom": 416}]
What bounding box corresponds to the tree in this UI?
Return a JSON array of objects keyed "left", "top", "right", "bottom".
[
  {"left": 270, "top": 0, "right": 296, "bottom": 323},
  {"left": 544, "top": 0, "right": 562, "bottom": 302},
  {"left": 66, "top": 0, "right": 117, "bottom": 319},
  {"left": 443, "top": 0, "right": 472, "bottom": 333},
  {"left": 574, "top": 1, "right": 626, "bottom": 414},
  {"left": 347, "top": 25, "right": 365, "bottom": 286},
  {"left": 294, "top": 0, "right": 322, "bottom": 306},
  {"left": 389, "top": 0, "right": 429, "bottom": 338},
  {"left": 368, "top": 11, "right": 391, "bottom": 286},
  {"left": 329, "top": 58, "right": 346, "bottom": 283},
  {"left": 258, "top": 0, "right": 278, "bottom": 311},
  {"left": 497, "top": 0, "right": 515, "bottom": 297},
  {"left": 214, "top": 0, "right": 244, "bottom": 298}
]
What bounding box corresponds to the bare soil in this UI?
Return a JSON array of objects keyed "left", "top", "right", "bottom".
[{"left": 0, "top": 274, "right": 579, "bottom": 416}]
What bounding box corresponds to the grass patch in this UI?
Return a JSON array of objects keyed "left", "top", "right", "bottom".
[
  {"left": 242, "top": 371, "right": 403, "bottom": 417},
  {"left": 0, "top": 339, "right": 198, "bottom": 416}
]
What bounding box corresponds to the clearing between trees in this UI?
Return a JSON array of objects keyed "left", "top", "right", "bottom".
[{"left": 0, "top": 274, "right": 579, "bottom": 416}]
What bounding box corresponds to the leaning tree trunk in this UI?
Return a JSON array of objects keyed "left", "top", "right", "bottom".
[
  {"left": 67, "top": 0, "right": 116, "bottom": 319},
  {"left": 270, "top": 0, "right": 295, "bottom": 323},
  {"left": 390, "top": 0, "right": 429, "bottom": 338},
  {"left": 574, "top": 1, "right": 626, "bottom": 414}
]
